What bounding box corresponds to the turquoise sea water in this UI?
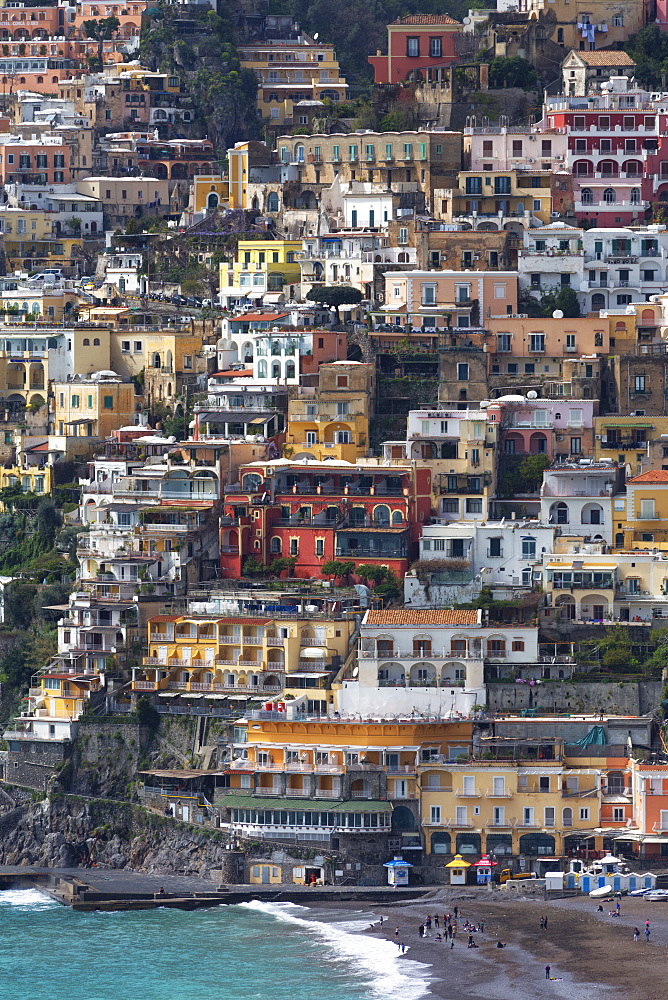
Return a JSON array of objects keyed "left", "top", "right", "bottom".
[{"left": 0, "top": 889, "right": 430, "bottom": 1000}]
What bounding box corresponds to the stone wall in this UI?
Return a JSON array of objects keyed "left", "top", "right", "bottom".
[{"left": 485, "top": 680, "right": 662, "bottom": 717}]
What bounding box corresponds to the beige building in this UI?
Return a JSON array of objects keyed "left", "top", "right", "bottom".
[
  {"left": 52, "top": 373, "right": 140, "bottom": 440},
  {"left": 76, "top": 177, "right": 172, "bottom": 226},
  {"left": 276, "top": 129, "right": 462, "bottom": 216},
  {"left": 110, "top": 328, "right": 205, "bottom": 409}
]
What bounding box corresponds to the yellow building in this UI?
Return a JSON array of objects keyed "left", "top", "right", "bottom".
[
  {"left": 217, "top": 717, "right": 473, "bottom": 864},
  {"left": 613, "top": 470, "right": 668, "bottom": 550},
  {"left": 0, "top": 463, "right": 51, "bottom": 496},
  {"left": 0, "top": 286, "right": 81, "bottom": 321},
  {"left": 193, "top": 174, "right": 229, "bottom": 214},
  {"left": 285, "top": 361, "right": 373, "bottom": 462},
  {"left": 132, "top": 611, "right": 355, "bottom": 714},
  {"left": 219, "top": 238, "right": 302, "bottom": 308},
  {"left": 419, "top": 737, "right": 601, "bottom": 859},
  {"left": 448, "top": 169, "right": 553, "bottom": 228},
  {"left": 52, "top": 374, "right": 140, "bottom": 439},
  {"left": 0, "top": 206, "right": 85, "bottom": 272},
  {"left": 237, "top": 34, "right": 347, "bottom": 129},
  {"left": 594, "top": 416, "right": 668, "bottom": 477}
]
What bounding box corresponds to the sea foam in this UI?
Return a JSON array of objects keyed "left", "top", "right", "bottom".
[
  {"left": 0, "top": 888, "right": 56, "bottom": 910},
  {"left": 241, "top": 900, "right": 431, "bottom": 1000}
]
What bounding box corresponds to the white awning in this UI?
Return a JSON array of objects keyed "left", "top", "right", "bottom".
[
  {"left": 158, "top": 692, "right": 179, "bottom": 698},
  {"left": 286, "top": 672, "right": 330, "bottom": 679}
]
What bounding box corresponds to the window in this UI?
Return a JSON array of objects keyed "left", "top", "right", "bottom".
[
  {"left": 466, "top": 498, "right": 482, "bottom": 514},
  {"left": 566, "top": 334, "right": 576, "bottom": 351},
  {"left": 523, "top": 806, "right": 534, "bottom": 825},
  {"left": 570, "top": 437, "right": 582, "bottom": 454},
  {"left": 529, "top": 333, "right": 545, "bottom": 352},
  {"left": 457, "top": 363, "right": 469, "bottom": 381},
  {"left": 487, "top": 538, "right": 503, "bottom": 559},
  {"left": 121, "top": 340, "right": 130, "bottom": 352},
  {"left": 612, "top": 12, "right": 623, "bottom": 25},
  {"left": 289, "top": 538, "right": 299, "bottom": 556},
  {"left": 521, "top": 537, "right": 536, "bottom": 558},
  {"left": 71, "top": 394, "right": 79, "bottom": 408},
  {"left": 512, "top": 640, "right": 525, "bottom": 652},
  {"left": 430, "top": 804, "right": 441, "bottom": 824},
  {"left": 103, "top": 395, "right": 114, "bottom": 409},
  {"left": 407, "top": 37, "right": 419, "bottom": 56},
  {"left": 422, "top": 284, "right": 436, "bottom": 305},
  {"left": 497, "top": 333, "right": 511, "bottom": 352},
  {"left": 641, "top": 499, "right": 656, "bottom": 519},
  {"left": 398, "top": 227, "right": 408, "bottom": 244},
  {"left": 429, "top": 36, "right": 441, "bottom": 57},
  {"left": 634, "top": 375, "right": 647, "bottom": 392},
  {"left": 579, "top": 807, "right": 589, "bottom": 821},
  {"left": 315, "top": 538, "right": 324, "bottom": 557},
  {"left": 613, "top": 807, "right": 625, "bottom": 822}
]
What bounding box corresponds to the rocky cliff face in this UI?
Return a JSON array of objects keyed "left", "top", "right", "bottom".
[{"left": 0, "top": 795, "right": 228, "bottom": 879}]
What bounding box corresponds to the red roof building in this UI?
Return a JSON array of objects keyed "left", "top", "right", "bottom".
[{"left": 369, "top": 14, "right": 462, "bottom": 85}]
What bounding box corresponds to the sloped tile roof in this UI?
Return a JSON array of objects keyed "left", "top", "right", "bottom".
[{"left": 365, "top": 609, "right": 478, "bottom": 625}]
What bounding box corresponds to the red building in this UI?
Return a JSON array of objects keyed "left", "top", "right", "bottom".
[
  {"left": 220, "top": 459, "right": 432, "bottom": 580},
  {"left": 543, "top": 92, "right": 662, "bottom": 226},
  {"left": 369, "top": 14, "right": 462, "bottom": 85}
]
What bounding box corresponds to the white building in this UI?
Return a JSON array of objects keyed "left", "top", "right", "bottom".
[
  {"left": 540, "top": 461, "right": 621, "bottom": 544},
  {"left": 336, "top": 608, "right": 540, "bottom": 717},
  {"left": 405, "top": 519, "right": 556, "bottom": 606},
  {"left": 518, "top": 222, "right": 585, "bottom": 298}
]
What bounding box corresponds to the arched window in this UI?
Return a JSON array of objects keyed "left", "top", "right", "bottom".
[
  {"left": 271, "top": 361, "right": 281, "bottom": 379},
  {"left": 581, "top": 188, "right": 593, "bottom": 205},
  {"left": 94, "top": 338, "right": 100, "bottom": 346},
  {"left": 295, "top": 144, "right": 305, "bottom": 163},
  {"left": 603, "top": 188, "right": 616, "bottom": 205},
  {"left": 391, "top": 510, "right": 404, "bottom": 525},
  {"left": 285, "top": 360, "right": 295, "bottom": 379},
  {"left": 631, "top": 188, "right": 640, "bottom": 205},
  {"left": 373, "top": 504, "right": 390, "bottom": 525},
  {"left": 83, "top": 338, "right": 90, "bottom": 346},
  {"left": 207, "top": 192, "right": 219, "bottom": 210},
  {"left": 257, "top": 359, "right": 267, "bottom": 378},
  {"left": 242, "top": 472, "right": 263, "bottom": 491},
  {"left": 270, "top": 536, "right": 282, "bottom": 554},
  {"left": 267, "top": 191, "right": 279, "bottom": 212},
  {"left": 562, "top": 807, "right": 573, "bottom": 827}
]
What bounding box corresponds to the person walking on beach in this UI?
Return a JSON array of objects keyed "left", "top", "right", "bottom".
[
  {"left": 540, "top": 917, "right": 545, "bottom": 930},
  {"left": 545, "top": 965, "right": 551, "bottom": 980},
  {"left": 433, "top": 914, "right": 439, "bottom": 928},
  {"left": 401, "top": 943, "right": 406, "bottom": 953},
  {"left": 616, "top": 900, "right": 621, "bottom": 915},
  {"left": 645, "top": 926, "right": 651, "bottom": 942},
  {"left": 395, "top": 927, "right": 399, "bottom": 939},
  {"left": 447, "top": 923, "right": 453, "bottom": 940},
  {"left": 633, "top": 928, "right": 640, "bottom": 942},
  {"left": 379, "top": 916, "right": 384, "bottom": 929},
  {"left": 480, "top": 920, "right": 484, "bottom": 933},
  {"left": 454, "top": 906, "right": 459, "bottom": 920},
  {"left": 418, "top": 924, "right": 424, "bottom": 938},
  {"left": 543, "top": 916, "right": 548, "bottom": 930},
  {"left": 425, "top": 915, "right": 431, "bottom": 931}
]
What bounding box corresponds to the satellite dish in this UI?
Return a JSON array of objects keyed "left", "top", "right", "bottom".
[
  {"left": 527, "top": 390, "right": 538, "bottom": 399},
  {"left": 552, "top": 309, "right": 564, "bottom": 319}
]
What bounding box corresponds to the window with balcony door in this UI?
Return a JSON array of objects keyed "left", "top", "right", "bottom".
[
  {"left": 544, "top": 807, "right": 555, "bottom": 827},
  {"left": 523, "top": 806, "right": 534, "bottom": 825},
  {"left": 493, "top": 776, "right": 505, "bottom": 796},
  {"left": 407, "top": 36, "right": 419, "bottom": 56},
  {"left": 413, "top": 635, "right": 432, "bottom": 657},
  {"left": 429, "top": 36, "right": 441, "bottom": 56},
  {"left": 529, "top": 333, "right": 545, "bottom": 352},
  {"left": 487, "top": 639, "right": 506, "bottom": 656}
]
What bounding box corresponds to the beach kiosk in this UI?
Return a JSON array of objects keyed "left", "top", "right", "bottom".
[
  {"left": 383, "top": 856, "right": 412, "bottom": 886},
  {"left": 445, "top": 854, "right": 471, "bottom": 886},
  {"left": 473, "top": 855, "right": 496, "bottom": 885}
]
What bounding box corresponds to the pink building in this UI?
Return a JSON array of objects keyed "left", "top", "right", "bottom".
[{"left": 488, "top": 396, "right": 598, "bottom": 459}]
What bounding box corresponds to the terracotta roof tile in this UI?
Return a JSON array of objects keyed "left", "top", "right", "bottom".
[
  {"left": 365, "top": 609, "right": 478, "bottom": 625},
  {"left": 575, "top": 50, "right": 635, "bottom": 66},
  {"left": 628, "top": 470, "right": 668, "bottom": 483},
  {"left": 393, "top": 13, "right": 460, "bottom": 24}
]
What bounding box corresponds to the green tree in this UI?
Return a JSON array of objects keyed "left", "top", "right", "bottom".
[
  {"left": 517, "top": 454, "right": 551, "bottom": 490},
  {"left": 306, "top": 285, "right": 363, "bottom": 321},
  {"left": 321, "top": 559, "right": 355, "bottom": 583},
  {"left": 82, "top": 15, "right": 120, "bottom": 63},
  {"left": 488, "top": 56, "right": 538, "bottom": 90}
]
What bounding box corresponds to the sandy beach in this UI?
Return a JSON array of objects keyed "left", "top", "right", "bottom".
[{"left": 334, "top": 888, "right": 668, "bottom": 999}]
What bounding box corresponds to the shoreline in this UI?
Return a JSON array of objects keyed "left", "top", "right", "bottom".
[{"left": 309, "top": 888, "right": 668, "bottom": 1000}]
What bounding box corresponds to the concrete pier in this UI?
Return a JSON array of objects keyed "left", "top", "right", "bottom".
[{"left": 0, "top": 865, "right": 428, "bottom": 911}]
